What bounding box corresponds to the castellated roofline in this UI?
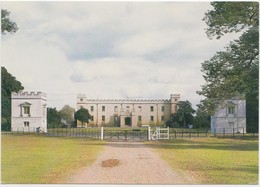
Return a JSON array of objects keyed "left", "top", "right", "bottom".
[
  {"left": 171, "top": 94, "right": 180, "bottom": 97},
  {"left": 12, "top": 91, "right": 47, "bottom": 98},
  {"left": 85, "top": 98, "right": 171, "bottom": 103}
]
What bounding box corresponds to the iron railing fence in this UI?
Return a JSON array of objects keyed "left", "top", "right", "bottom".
[{"left": 3, "top": 127, "right": 258, "bottom": 140}]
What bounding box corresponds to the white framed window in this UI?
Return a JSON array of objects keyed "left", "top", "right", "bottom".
[
  {"left": 229, "top": 122, "right": 234, "bottom": 128},
  {"left": 90, "top": 106, "right": 94, "bottom": 112},
  {"left": 150, "top": 106, "right": 154, "bottom": 112},
  {"left": 228, "top": 106, "right": 235, "bottom": 114},
  {"left": 114, "top": 106, "right": 118, "bottom": 112},
  {"left": 138, "top": 106, "right": 142, "bottom": 112},
  {"left": 24, "top": 121, "right": 29, "bottom": 127},
  {"left": 161, "top": 116, "right": 164, "bottom": 122},
  {"left": 24, "top": 106, "right": 30, "bottom": 115},
  {"left": 102, "top": 106, "right": 105, "bottom": 112},
  {"left": 161, "top": 106, "right": 165, "bottom": 112},
  {"left": 138, "top": 116, "right": 142, "bottom": 121},
  {"left": 150, "top": 116, "right": 154, "bottom": 122},
  {"left": 102, "top": 115, "right": 105, "bottom": 121}
]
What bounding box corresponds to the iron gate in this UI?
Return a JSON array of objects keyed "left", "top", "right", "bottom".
[{"left": 103, "top": 129, "right": 148, "bottom": 142}]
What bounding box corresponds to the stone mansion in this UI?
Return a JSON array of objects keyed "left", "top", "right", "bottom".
[{"left": 77, "top": 94, "right": 180, "bottom": 128}]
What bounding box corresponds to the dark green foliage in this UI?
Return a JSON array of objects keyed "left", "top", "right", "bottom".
[
  {"left": 47, "top": 107, "right": 63, "bottom": 128},
  {"left": 74, "top": 108, "right": 91, "bottom": 127},
  {"left": 177, "top": 101, "right": 195, "bottom": 128},
  {"left": 203, "top": 2, "right": 258, "bottom": 39},
  {"left": 1, "top": 67, "right": 24, "bottom": 131},
  {"left": 1, "top": 9, "right": 18, "bottom": 35},
  {"left": 199, "top": 2, "right": 259, "bottom": 131},
  {"left": 193, "top": 104, "right": 211, "bottom": 129}
]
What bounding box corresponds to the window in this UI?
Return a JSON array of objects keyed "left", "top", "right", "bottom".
[
  {"left": 138, "top": 116, "right": 142, "bottom": 121},
  {"left": 114, "top": 106, "right": 118, "bottom": 112},
  {"left": 24, "top": 121, "right": 29, "bottom": 127},
  {"left": 24, "top": 106, "right": 30, "bottom": 115},
  {"left": 161, "top": 116, "right": 165, "bottom": 122},
  {"left": 228, "top": 106, "right": 235, "bottom": 114},
  {"left": 150, "top": 116, "right": 154, "bottom": 122},
  {"left": 90, "top": 116, "right": 94, "bottom": 121},
  {"left": 161, "top": 106, "right": 165, "bottom": 112},
  {"left": 80, "top": 98, "right": 83, "bottom": 102},
  {"left": 102, "top": 106, "right": 105, "bottom": 112},
  {"left": 229, "top": 122, "right": 234, "bottom": 128},
  {"left": 90, "top": 106, "right": 94, "bottom": 112},
  {"left": 126, "top": 106, "right": 130, "bottom": 111},
  {"left": 138, "top": 106, "right": 142, "bottom": 112},
  {"left": 102, "top": 115, "right": 105, "bottom": 121},
  {"left": 150, "top": 106, "right": 154, "bottom": 112},
  {"left": 175, "top": 98, "right": 177, "bottom": 102}
]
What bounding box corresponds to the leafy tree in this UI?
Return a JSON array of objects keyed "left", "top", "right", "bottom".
[
  {"left": 1, "top": 67, "right": 24, "bottom": 131},
  {"left": 59, "top": 105, "right": 75, "bottom": 126},
  {"left": 176, "top": 100, "right": 195, "bottom": 128},
  {"left": 166, "top": 113, "right": 179, "bottom": 128},
  {"left": 1, "top": 9, "right": 18, "bottom": 35},
  {"left": 74, "top": 108, "right": 91, "bottom": 127},
  {"left": 193, "top": 104, "right": 211, "bottom": 129},
  {"left": 47, "top": 107, "right": 62, "bottom": 128},
  {"left": 198, "top": 2, "right": 259, "bottom": 132},
  {"left": 203, "top": 2, "right": 258, "bottom": 39}
]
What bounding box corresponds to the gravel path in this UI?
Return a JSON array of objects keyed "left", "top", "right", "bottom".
[{"left": 66, "top": 142, "right": 196, "bottom": 184}]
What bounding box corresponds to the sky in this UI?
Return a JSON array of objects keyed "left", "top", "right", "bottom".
[{"left": 2, "top": 1, "right": 240, "bottom": 110}]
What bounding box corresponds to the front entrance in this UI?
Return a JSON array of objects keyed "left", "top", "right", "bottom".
[{"left": 125, "top": 117, "right": 131, "bottom": 126}]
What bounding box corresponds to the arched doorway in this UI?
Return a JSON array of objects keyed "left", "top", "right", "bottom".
[{"left": 125, "top": 117, "right": 131, "bottom": 126}]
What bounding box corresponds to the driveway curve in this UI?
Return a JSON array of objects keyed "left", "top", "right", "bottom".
[{"left": 66, "top": 142, "right": 196, "bottom": 184}]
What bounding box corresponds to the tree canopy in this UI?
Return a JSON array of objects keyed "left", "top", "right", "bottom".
[
  {"left": 198, "top": 2, "right": 259, "bottom": 131},
  {"left": 47, "top": 107, "right": 62, "bottom": 128},
  {"left": 1, "top": 67, "right": 24, "bottom": 130},
  {"left": 59, "top": 105, "right": 75, "bottom": 125},
  {"left": 203, "top": 2, "right": 258, "bottom": 39},
  {"left": 1, "top": 9, "right": 18, "bottom": 35},
  {"left": 74, "top": 108, "right": 91, "bottom": 127}
]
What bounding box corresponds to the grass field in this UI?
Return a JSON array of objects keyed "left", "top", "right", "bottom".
[
  {"left": 1, "top": 134, "right": 104, "bottom": 184},
  {"left": 149, "top": 137, "right": 259, "bottom": 184}
]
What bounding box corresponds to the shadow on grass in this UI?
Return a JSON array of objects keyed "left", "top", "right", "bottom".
[{"left": 147, "top": 138, "right": 259, "bottom": 151}]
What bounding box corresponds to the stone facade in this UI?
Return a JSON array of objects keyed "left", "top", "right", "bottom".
[
  {"left": 11, "top": 91, "right": 47, "bottom": 132},
  {"left": 210, "top": 98, "right": 246, "bottom": 133},
  {"left": 77, "top": 94, "right": 180, "bottom": 128}
]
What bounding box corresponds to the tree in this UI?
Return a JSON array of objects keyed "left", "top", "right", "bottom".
[
  {"left": 193, "top": 104, "right": 211, "bottom": 129},
  {"left": 59, "top": 105, "right": 75, "bottom": 126},
  {"left": 47, "top": 107, "right": 62, "bottom": 128},
  {"left": 1, "top": 67, "right": 24, "bottom": 131},
  {"left": 1, "top": 9, "right": 18, "bottom": 35},
  {"left": 74, "top": 108, "right": 91, "bottom": 127},
  {"left": 203, "top": 2, "right": 258, "bottom": 39},
  {"left": 176, "top": 100, "right": 195, "bottom": 128},
  {"left": 198, "top": 2, "right": 259, "bottom": 131}
]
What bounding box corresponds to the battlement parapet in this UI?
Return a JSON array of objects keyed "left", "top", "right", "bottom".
[
  {"left": 170, "top": 94, "right": 180, "bottom": 97},
  {"left": 12, "top": 91, "right": 47, "bottom": 98},
  {"left": 85, "top": 98, "right": 171, "bottom": 103}
]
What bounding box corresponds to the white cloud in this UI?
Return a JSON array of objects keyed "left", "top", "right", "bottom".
[{"left": 1, "top": 1, "right": 239, "bottom": 110}]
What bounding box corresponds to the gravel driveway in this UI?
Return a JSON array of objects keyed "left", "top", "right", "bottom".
[{"left": 66, "top": 142, "right": 196, "bottom": 184}]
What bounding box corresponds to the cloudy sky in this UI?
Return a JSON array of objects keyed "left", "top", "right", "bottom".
[{"left": 2, "top": 1, "right": 239, "bottom": 110}]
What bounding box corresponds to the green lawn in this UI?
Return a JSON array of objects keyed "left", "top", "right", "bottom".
[
  {"left": 1, "top": 134, "right": 104, "bottom": 184},
  {"left": 149, "top": 137, "right": 258, "bottom": 184}
]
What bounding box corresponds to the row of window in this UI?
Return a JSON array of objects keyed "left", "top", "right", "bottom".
[
  {"left": 85, "top": 105, "right": 166, "bottom": 112},
  {"left": 89, "top": 115, "right": 165, "bottom": 122}
]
